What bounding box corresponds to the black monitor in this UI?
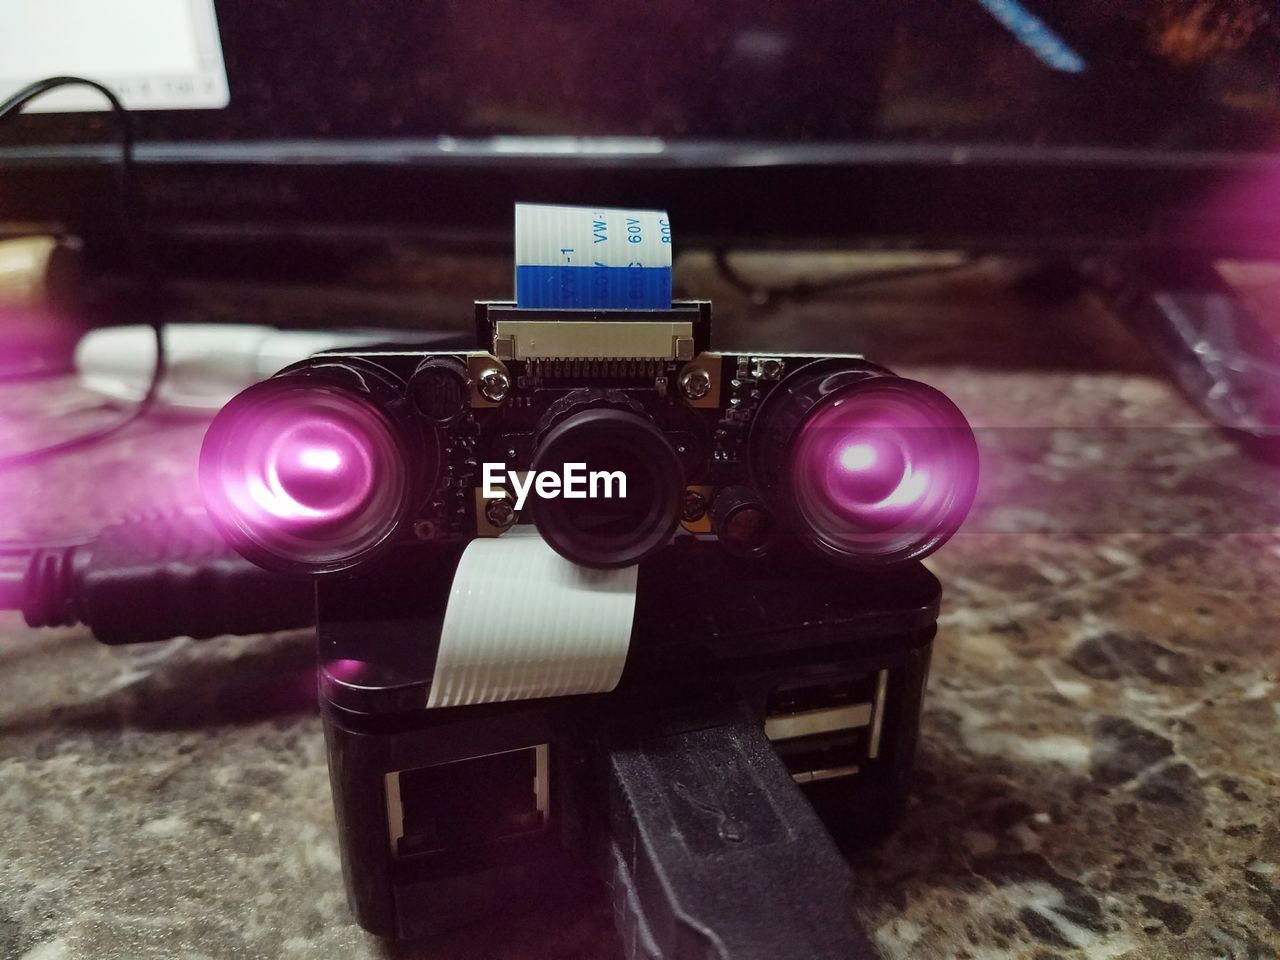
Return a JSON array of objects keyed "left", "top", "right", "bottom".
[{"left": 3, "top": 1, "right": 1280, "bottom": 255}]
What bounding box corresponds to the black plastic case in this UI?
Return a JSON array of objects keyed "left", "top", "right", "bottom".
[{"left": 319, "top": 539, "right": 939, "bottom": 955}]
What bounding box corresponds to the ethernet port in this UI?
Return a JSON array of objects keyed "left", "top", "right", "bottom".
[{"left": 387, "top": 744, "right": 549, "bottom": 858}]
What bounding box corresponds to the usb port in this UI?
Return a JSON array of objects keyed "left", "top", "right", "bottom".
[
  {"left": 763, "top": 702, "right": 872, "bottom": 742},
  {"left": 764, "top": 671, "right": 889, "bottom": 784},
  {"left": 386, "top": 744, "right": 550, "bottom": 857}
]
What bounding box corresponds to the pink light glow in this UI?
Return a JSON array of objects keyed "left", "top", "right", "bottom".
[
  {"left": 838, "top": 441, "right": 877, "bottom": 472},
  {"left": 831, "top": 434, "right": 912, "bottom": 506},
  {"left": 201, "top": 381, "right": 409, "bottom": 569},
  {"left": 788, "top": 379, "right": 978, "bottom": 563},
  {"left": 246, "top": 423, "right": 375, "bottom": 524},
  {"left": 299, "top": 446, "right": 343, "bottom": 472}
]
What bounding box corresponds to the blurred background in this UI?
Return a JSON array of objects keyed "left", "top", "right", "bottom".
[{"left": 0, "top": 2, "right": 1278, "bottom": 959}]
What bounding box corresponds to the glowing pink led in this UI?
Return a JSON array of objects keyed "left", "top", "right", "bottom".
[
  {"left": 299, "top": 446, "right": 343, "bottom": 473},
  {"left": 250, "top": 423, "right": 376, "bottom": 524},
  {"left": 200, "top": 380, "right": 409, "bottom": 571},
  {"left": 787, "top": 379, "right": 977, "bottom": 564},
  {"left": 838, "top": 441, "right": 877, "bottom": 472},
  {"left": 830, "top": 434, "right": 914, "bottom": 506}
]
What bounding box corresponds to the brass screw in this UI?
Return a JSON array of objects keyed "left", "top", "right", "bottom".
[
  {"left": 478, "top": 369, "right": 511, "bottom": 403},
  {"left": 485, "top": 497, "right": 516, "bottom": 529},
  {"left": 680, "top": 367, "right": 712, "bottom": 401},
  {"left": 681, "top": 490, "right": 708, "bottom": 523}
]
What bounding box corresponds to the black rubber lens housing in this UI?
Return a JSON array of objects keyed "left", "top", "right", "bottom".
[
  {"left": 200, "top": 358, "right": 437, "bottom": 575},
  {"left": 749, "top": 358, "right": 978, "bottom": 568},
  {"left": 530, "top": 407, "right": 684, "bottom": 568}
]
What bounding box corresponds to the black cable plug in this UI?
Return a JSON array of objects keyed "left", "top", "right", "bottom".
[{"left": 2, "top": 513, "right": 314, "bottom": 645}]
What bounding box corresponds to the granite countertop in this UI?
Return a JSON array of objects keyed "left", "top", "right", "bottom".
[{"left": 0, "top": 254, "right": 1276, "bottom": 960}]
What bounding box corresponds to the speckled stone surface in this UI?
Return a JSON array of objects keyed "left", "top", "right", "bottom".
[{"left": 0, "top": 255, "right": 1277, "bottom": 959}]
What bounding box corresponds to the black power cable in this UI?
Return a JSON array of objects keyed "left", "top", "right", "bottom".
[
  {"left": 0, "top": 535, "right": 94, "bottom": 557},
  {"left": 0, "top": 512, "right": 313, "bottom": 645},
  {"left": 0, "top": 76, "right": 166, "bottom": 470}
]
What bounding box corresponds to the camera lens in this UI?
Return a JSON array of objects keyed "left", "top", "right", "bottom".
[
  {"left": 201, "top": 362, "right": 430, "bottom": 574},
  {"left": 531, "top": 407, "right": 684, "bottom": 568},
  {"left": 751, "top": 360, "right": 977, "bottom": 567}
]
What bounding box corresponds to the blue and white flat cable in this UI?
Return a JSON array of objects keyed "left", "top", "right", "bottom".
[{"left": 514, "top": 203, "right": 673, "bottom": 310}]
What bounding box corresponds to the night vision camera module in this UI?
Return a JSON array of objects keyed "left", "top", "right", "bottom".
[{"left": 199, "top": 300, "right": 978, "bottom": 574}]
